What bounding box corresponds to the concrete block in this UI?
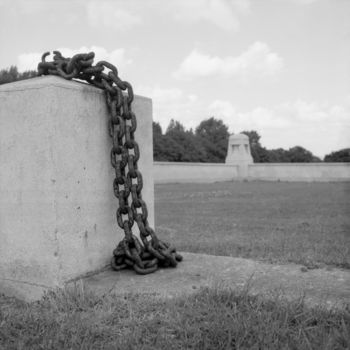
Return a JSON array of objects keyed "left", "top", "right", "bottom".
[{"left": 0, "top": 76, "right": 154, "bottom": 300}]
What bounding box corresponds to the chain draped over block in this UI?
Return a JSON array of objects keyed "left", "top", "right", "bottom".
[{"left": 37, "top": 51, "right": 183, "bottom": 275}]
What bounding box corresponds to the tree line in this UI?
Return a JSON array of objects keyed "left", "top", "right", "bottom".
[
  {"left": 1, "top": 66, "right": 348, "bottom": 163},
  {"left": 153, "top": 118, "right": 229, "bottom": 163},
  {"left": 153, "top": 118, "right": 349, "bottom": 163},
  {"left": 0, "top": 66, "right": 37, "bottom": 85}
]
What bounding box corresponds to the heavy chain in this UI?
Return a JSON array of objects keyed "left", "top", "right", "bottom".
[{"left": 37, "top": 51, "right": 182, "bottom": 274}]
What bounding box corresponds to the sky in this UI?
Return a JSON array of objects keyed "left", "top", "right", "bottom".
[{"left": 0, "top": 0, "right": 349, "bottom": 158}]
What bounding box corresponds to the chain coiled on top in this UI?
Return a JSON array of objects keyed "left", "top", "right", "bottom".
[{"left": 37, "top": 51, "right": 182, "bottom": 275}]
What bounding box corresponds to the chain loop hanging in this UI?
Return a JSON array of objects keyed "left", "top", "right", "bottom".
[{"left": 37, "top": 51, "right": 182, "bottom": 274}]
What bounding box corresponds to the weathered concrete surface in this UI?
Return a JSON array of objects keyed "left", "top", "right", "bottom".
[
  {"left": 153, "top": 162, "right": 350, "bottom": 184},
  {"left": 71, "top": 252, "right": 350, "bottom": 309},
  {"left": 154, "top": 162, "right": 238, "bottom": 184},
  {"left": 0, "top": 76, "right": 154, "bottom": 300},
  {"left": 248, "top": 162, "right": 350, "bottom": 182}
]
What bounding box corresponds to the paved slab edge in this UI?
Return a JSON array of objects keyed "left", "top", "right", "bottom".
[{"left": 68, "top": 252, "right": 350, "bottom": 309}]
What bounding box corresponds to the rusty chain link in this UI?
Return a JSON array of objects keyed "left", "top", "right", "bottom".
[{"left": 37, "top": 51, "right": 182, "bottom": 274}]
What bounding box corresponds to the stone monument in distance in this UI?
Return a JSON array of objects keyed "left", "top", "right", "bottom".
[{"left": 225, "top": 133, "right": 253, "bottom": 178}]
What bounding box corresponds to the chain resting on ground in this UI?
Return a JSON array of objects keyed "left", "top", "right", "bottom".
[{"left": 37, "top": 51, "right": 183, "bottom": 275}]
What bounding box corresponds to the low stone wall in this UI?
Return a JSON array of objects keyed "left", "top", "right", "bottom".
[
  {"left": 248, "top": 163, "right": 350, "bottom": 182},
  {"left": 153, "top": 162, "right": 350, "bottom": 183},
  {"left": 154, "top": 162, "right": 239, "bottom": 183}
]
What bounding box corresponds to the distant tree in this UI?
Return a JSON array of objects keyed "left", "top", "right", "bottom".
[
  {"left": 0, "top": 66, "right": 37, "bottom": 85},
  {"left": 152, "top": 121, "right": 182, "bottom": 161},
  {"left": 195, "top": 117, "right": 229, "bottom": 162},
  {"left": 166, "top": 119, "right": 186, "bottom": 135},
  {"left": 324, "top": 148, "right": 350, "bottom": 162},
  {"left": 286, "top": 146, "right": 317, "bottom": 163},
  {"left": 267, "top": 148, "right": 290, "bottom": 162},
  {"left": 153, "top": 119, "right": 209, "bottom": 162},
  {"left": 165, "top": 119, "right": 207, "bottom": 162},
  {"left": 0, "top": 66, "right": 19, "bottom": 84},
  {"left": 153, "top": 122, "right": 167, "bottom": 161},
  {"left": 163, "top": 119, "right": 187, "bottom": 161},
  {"left": 241, "top": 130, "right": 261, "bottom": 148},
  {"left": 153, "top": 121, "right": 163, "bottom": 136},
  {"left": 241, "top": 130, "right": 270, "bottom": 163},
  {"left": 160, "top": 136, "right": 184, "bottom": 162},
  {"left": 184, "top": 131, "right": 209, "bottom": 162}
]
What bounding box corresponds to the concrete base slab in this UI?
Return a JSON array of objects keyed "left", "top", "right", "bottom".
[{"left": 68, "top": 252, "right": 350, "bottom": 309}]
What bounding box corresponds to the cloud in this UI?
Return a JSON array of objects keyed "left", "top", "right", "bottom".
[
  {"left": 136, "top": 85, "right": 202, "bottom": 131},
  {"left": 173, "top": 42, "right": 284, "bottom": 81},
  {"left": 208, "top": 100, "right": 236, "bottom": 122},
  {"left": 0, "top": 0, "right": 46, "bottom": 14},
  {"left": 279, "top": 0, "right": 321, "bottom": 4},
  {"left": 17, "top": 46, "right": 132, "bottom": 72},
  {"left": 17, "top": 53, "right": 42, "bottom": 72},
  {"left": 86, "top": 0, "right": 141, "bottom": 30},
  {"left": 84, "top": 0, "right": 249, "bottom": 31},
  {"left": 209, "top": 101, "right": 293, "bottom": 130},
  {"left": 169, "top": 0, "right": 250, "bottom": 31},
  {"left": 207, "top": 98, "right": 350, "bottom": 157}
]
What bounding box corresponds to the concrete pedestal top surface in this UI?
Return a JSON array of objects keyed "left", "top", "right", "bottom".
[{"left": 69, "top": 252, "right": 350, "bottom": 309}]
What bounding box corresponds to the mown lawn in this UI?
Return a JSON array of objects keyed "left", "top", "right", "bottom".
[{"left": 155, "top": 181, "right": 350, "bottom": 268}]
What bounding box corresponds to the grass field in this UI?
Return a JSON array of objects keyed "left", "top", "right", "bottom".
[
  {"left": 1, "top": 285, "right": 349, "bottom": 349},
  {"left": 155, "top": 181, "right": 350, "bottom": 269},
  {"left": 1, "top": 181, "right": 349, "bottom": 349}
]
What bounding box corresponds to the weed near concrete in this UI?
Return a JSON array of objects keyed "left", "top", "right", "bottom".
[
  {"left": 155, "top": 181, "right": 350, "bottom": 269},
  {"left": 0, "top": 285, "right": 349, "bottom": 349}
]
